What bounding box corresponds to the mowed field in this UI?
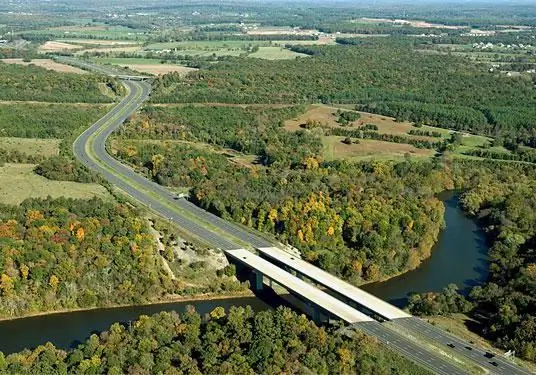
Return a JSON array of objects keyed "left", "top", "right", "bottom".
[
  {"left": 322, "top": 136, "right": 434, "bottom": 161},
  {"left": 116, "top": 64, "right": 197, "bottom": 76},
  {"left": 91, "top": 57, "right": 197, "bottom": 76},
  {"left": 1, "top": 58, "right": 86, "bottom": 74},
  {"left": 58, "top": 39, "right": 140, "bottom": 46},
  {"left": 0, "top": 137, "right": 60, "bottom": 157},
  {"left": 0, "top": 164, "right": 110, "bottom": 205}
]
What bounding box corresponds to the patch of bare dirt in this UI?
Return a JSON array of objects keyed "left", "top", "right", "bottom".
[{"left": 38, "top": 41, "right": 83, "bottom": 52}]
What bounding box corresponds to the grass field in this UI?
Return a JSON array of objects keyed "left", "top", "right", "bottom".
[
  {"left": 0, "top": 137, "right": 60, "bottom": 157},
  {"left": 285, "top": 105, "right": 510, "bottom": 161},
  {"left": 92, "top": 57, "right": 165, "bottom": 65},
  {"left": 248, "top": 46, "right": 308, "bottom": 60},
  {"left": 145, "top": 40, "right": 271, "bottom": 50},
  {"left": 322, "top": 136, "right": 434, "bottom": 161},
  {"left": 74, "top": 46, "right": 143, "bottom": 56},
  {"left": 285, "top": 105, "right": 448, "bottom": 141},
  {"left": 27, "top": 25, "right": 148, "bottom": 40},
  {"left": 0, "top": 163, "right": 110, "bottom": 205},
  {"left": 58, "top": 39, "right": 141, "bottom": 46},
  {"left": 144, "top": 40, "right": 318, "bottom": 58},
  {"left": 1, "top": 58, "right": 86, "bottom": 74}
]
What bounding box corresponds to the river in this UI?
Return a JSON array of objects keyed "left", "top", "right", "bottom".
[
  {"left": 0, "top": 191, "right": 488, "bottom": 354},
  {"left": 0, "top": 298, "right": 271, "bottom": 354},
  {"left": 362, "top": 191, "right": 489, "bottom": 306}
]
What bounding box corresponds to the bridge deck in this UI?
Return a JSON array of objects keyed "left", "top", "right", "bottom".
[
  {"left": 257, "top": 247, "right": 410, "bottom": 320},
  {"left": 226, "top": 249, "right": 374, "bottom": 324}
]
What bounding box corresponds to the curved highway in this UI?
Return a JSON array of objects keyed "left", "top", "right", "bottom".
[
  {"left": 72, "top": 74, "right": 532, "bottom": 375},
  {"left": 74, "top": 80, "right": 273, "bottom": 251}
]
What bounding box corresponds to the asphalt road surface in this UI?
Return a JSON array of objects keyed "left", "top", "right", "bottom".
[
  {"left": 349, "top": 322, "right": 467, "bottom": 375},
  {"left": 394, "top": 317, "right": 533, "bottom": 375}
]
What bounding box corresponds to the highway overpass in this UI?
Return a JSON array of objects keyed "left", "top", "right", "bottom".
[{"left": 55, "top": 56, "right": 152, "bottom": 81}]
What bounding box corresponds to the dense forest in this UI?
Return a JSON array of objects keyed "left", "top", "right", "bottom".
[
  {"left": 458, "top": 162, "right": 536, "bottom": 361},
  {"left": 0, "top": 307, "right": 429, "bottom": 374},
  {"left": 115, "top": 136, "right": 448, "bottom": 284},
  {"left": 0, "top": 103, "right": 107, "bottom": 138},
  {"left": 119, "top": 105, "right": 321, "bottom": 168},
  {"left": 150, "top": 41, "right": 536, "bottom": 139},
  {"left": 0, "top": 63, "right": 120, "bottom": 103},
  {"left": 0, "top": 197, "right": 175, "bottom": 318}
]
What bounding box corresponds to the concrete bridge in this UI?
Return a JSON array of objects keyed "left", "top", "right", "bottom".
[
  {"left": 256, "top": 246, "right": 411, "bottom": 321},
  {"left": 225, "top": 248, "right": 374, "bottom": 324}
]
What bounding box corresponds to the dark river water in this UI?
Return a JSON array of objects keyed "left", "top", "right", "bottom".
[
  {"left": 362, "top": 190, "right": 489, "bottom": 306},
  {"left": 0, "top": 191, "right": 489, "bottom": 354}
]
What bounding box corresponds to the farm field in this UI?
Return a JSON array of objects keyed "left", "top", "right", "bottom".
[
  {"left": 144, "top": 40, "right": 319, "bottom": 58},
  {"left": 91, "top": 57, "right": 164, "bottom": 65},
  {"left": 25, "top": 25, "right": 148, "bottom": 40},
  {"left": 145, "top": 40, "right": 274, "bottom": 50},
  {"left": 1, "top": 58, "right": 86, "bottom": 74},
  {"left": 0, "top": 137, "right": 60, "bottom": 157},
  {"left": 0, "top": 163, "right": 110, "bottom": 205},
  {"left": 74, "top": 46, "right": 143, "bottom": 55},
  {"left": 58, "top": 38, "right": 141, "bottom": 46},
  {"left": 119, "top": 64, "right": 197, "bottom": 76}
]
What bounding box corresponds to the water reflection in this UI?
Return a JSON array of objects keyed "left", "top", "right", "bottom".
[
  {"left": 362, "top": 191, "right": 489, "bottom": 306},
  {"left": 0, "top": 297, "right": 270, "bottom": 354}
]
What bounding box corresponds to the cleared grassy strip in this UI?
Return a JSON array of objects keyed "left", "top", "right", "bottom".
[
  {"left": 248, "top": 46, "right": 308, "bottom": 60},
  {"left": 0, "top": 163, "right": 110, "bottom": 205}
]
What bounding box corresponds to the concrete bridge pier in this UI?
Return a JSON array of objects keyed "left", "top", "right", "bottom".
[{"left": 252, "top": 270, "right": 264, "bottom": 291}]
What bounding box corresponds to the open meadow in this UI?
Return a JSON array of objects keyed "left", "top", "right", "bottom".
[
  {"left": 0, "top": 163, "right": 110, "bottom": 205},
  {"left": 0, "top": 137, "right": 60, "bottom": 157}
]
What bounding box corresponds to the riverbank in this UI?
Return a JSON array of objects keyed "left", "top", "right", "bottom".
[
  {"left": 362, "top": 191, "right": 489, "bottom": 305},
  {"left": 0, "top": 290, "right": 254, "bottom": 323},
  {"left": 0, "top": 294, "right": 273, "bottom": 355}
]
